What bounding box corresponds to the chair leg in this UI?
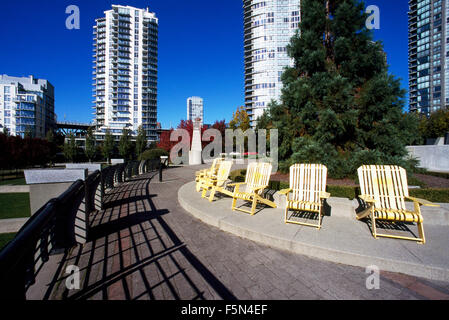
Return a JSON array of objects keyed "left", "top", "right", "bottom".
[
  {"left": 371, "top": 210, "right": 378, "bottom": 239},
  {"left": 208, "top": 188, "right": 216, "bottom": 202},
  {"left": 417, "top": 221, "right": 426, "bottom": 245},
  {"left": 196, "top": 182, "right": 201, "bottom": 192},
  {"left": 250, "top": 197, "right": 258, "bottom": 216},
  {"left": 201, "top": 187, "right": 208, "bottom": 199},
  {"left": 231, "top": 196, "right": 237, "bottom": 211},
  {"left": 284, "top": 207, "right": 289, "bottom": 224},
  {"left": 317, "top": 208, "right": 322, "bottom": 230}
]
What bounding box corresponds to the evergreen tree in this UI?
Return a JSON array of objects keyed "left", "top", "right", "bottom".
[
  {"left": 118, "top": 128, "right": 133, "bottom": 160},
  {"left": 257, "top": 0, "right": 418, "bottom": 177},
  {"left": 135, "top": 125, "right": 147, "bottom": 158},
  {"left": 102, "top": 129, "right": 114, "bottom": 164},
  {"left": 85, "top": 127, "right": 96, "bottom": 162}
]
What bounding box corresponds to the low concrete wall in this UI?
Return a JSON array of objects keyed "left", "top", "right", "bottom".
[
  {"left": 407, "top": 145, "right": 449, "bottom": 172},
  {"left": 28, "top": 182, "right": 73, "bottom": 216},
  {"left": 24, "top": 169, "right": 88, "bottom": 215},
  {"left": 66, "top": 163, "right": 101, "bottom": 172}
]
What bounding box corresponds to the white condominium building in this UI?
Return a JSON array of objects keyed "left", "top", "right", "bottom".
[
  {"left": 243, "top": 0, "right": 301, "bottom": 127},
  {"left": 0, "top": 74, "right": 56, "bottom": 138},
  {"left": 93, "top": 5, "right": 158, "bottom": 140},
  {"left": 187, "top": 96, "right": 204, "bottom": 125}
]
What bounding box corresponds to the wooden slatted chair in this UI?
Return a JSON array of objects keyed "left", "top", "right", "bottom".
[
  {"left": 279, "top": 164, "right": 330, "bottom": 229},
  {"left": 195, "top": 158, "right": 223, "bottom": 192},
  {"left": 199, "top": 161, "right": 233, "bottom": 201},
  {"left": 357, "top": 165, "right": 439, "bottom": 244},
  {"left": 228, "top": 162, "right": 277, "bottom": 215}
]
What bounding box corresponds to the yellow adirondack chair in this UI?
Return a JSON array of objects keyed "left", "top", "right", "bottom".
[
  {"left": 195, "top": 158, "right": 223, "bottom": 192},
  {"left": 357, "top": 165, "right": 439, "bottom": 244},
  {"left": 229, "top": 162, "right": 277, "bottom": 215},
  {"left": 279, "top": 164, "right": 330, "bottom": 229},
  {"left": 199, "top": 161, "right": 234, "bottom": 201}
]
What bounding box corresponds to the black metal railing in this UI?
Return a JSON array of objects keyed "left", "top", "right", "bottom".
[{"left": 0, "top": 158, "right": 166, "bottom": 300}]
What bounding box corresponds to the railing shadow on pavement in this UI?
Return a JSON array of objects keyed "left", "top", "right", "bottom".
[
  {"left": 0, "top": 159, "right": 165, "bottom": 300},
  {"left": 44, "top": 171, "right": 237, "bottom": 300}
]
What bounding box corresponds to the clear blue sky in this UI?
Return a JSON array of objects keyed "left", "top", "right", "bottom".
[{"left": 0, "top": 0, "right": 409, "bottom": 128}]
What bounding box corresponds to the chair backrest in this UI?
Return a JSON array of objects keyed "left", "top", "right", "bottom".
[
  {"left": 244, "top": 162, "right": 272, "bottom": 195},
  {"left": 210, "top": 158, "right": 223, "bottom": 175},
  {"left": 215, "top": 161, "right": 233, "bottom": 187},
  {"left": 357, "top": 165, "right": 409, "bottom": 211},
  {"left": 290, "top": 164, "right": 328, "bottom": 203}
]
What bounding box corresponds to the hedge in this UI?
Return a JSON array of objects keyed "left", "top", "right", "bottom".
[
  {"left": 229, "top": 172, "right": 449, "bottom": 203},
  {"left": 423, "top": 171, "right": 449, "bottom": 180},
  {"left": 409, "top": 189, "right": 449, "bottom": 203}
]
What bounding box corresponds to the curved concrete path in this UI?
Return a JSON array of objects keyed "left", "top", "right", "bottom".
[
  {"left": 179, "top": 181, "right": 449, "bottom": 282},
  {"left": 36, "top": 165, "right": 449, "bottom": 300}
]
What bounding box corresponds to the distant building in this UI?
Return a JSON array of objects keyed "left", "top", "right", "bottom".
[
  {"left": 0, "top": 74, "right": 56, "bottom": 138},
  {"left": 408, "top": 0, "right": 448, "bottom": 115},
  {"left": 187, "top": 96, "right": 204, "bottom": 125},
  {"left": 92, "top": 5, "right": 159, "bottom": 141},
  {"left": 243, "top": 0, "right": 301, "bottom": 127}
]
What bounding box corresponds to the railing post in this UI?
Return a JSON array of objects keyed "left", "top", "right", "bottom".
[{"left": 159, "top": 162, "right": 162, "bottom": 182}]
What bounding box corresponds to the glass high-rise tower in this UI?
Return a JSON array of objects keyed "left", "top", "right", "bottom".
[
  {"left": 187, "top": 96, "right": 204, "bottom": 125},
  {"left": 243, "top": 0, "right": 301, "bottom": 127},
  {"left": 93, "top": 5, "right": 158, "bottom": 140},
  {"left": 409, "top": 0, "right": 448, "bottom": 115}
]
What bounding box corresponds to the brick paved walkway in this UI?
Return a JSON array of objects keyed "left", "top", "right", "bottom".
[{"left": 46, "top": 166, "right": 449, "bottom": 300}]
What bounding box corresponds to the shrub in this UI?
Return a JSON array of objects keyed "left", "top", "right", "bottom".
[
  {"left": 407, "top": 174, "right": 427, "bottom": 188},
  {"left": 326, "top": 186, "right": 359, "bottom": 200},
  {"left": 138, "top": 148, "right": 169, "bottom": 161},
  {"left": 409, "top": 189, "right": 449, "bottom": 203}
]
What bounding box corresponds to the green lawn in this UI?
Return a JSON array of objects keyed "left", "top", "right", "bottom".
[
  {"left": 0, "top": 193, "right": 31, "bottom": 219},
  {"left": 0, "top": 233, "right": 16, "bottom": 251},
  {"left": 0, "top": 177, "right": 26, "bottom": 186}
]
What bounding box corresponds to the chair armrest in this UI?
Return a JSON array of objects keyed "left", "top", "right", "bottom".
[
  {"left": 278, "top": 188, "right": 292, "bottom": 195},
  {"left": 406, "top": 196, "right": 440, "bottom": 207},
  {"left": 320, "top": 191, "right": 331, "bottom": 199},
  {"left": 227, "top": 182, "right": 246, "bottom": 187},
  {"left": 227, "top": 182, "right": 246, "bottom": 193},
  {"left": 252, "top": 185, "right": 268, "bottom": 193},
  {"left": 359, "top": 195, "right": 375, "bottom": 203}
]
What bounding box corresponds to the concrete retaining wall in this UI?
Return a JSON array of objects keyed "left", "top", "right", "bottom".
[{"left": 407, "top": 145, "right": 449, "bottom": 172}]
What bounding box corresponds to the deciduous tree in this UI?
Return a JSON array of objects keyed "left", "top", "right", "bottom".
[
  {"left": 102, "top": 129, "right": 114, "bottom": 164},
  {"left": 135, "top": 125, "right": 148, "bottom": 157},
  {"left": 85, "top": 127, "right": 96, "bottom": 162},
  {"left": 118, "top": 128, "right": 133, "bottom": 160},
  {"left": 63, "top": 133, "right": 77, "bottom": 163}
]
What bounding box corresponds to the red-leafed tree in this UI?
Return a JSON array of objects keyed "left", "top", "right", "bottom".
[
  {"left": 211, "top": 119, "right": 227, "bottom": 151},
  {"left": 157, "top": 128, "right": 176, "bottom": 152},
  {"left": 177, "top": 119, "right": 209, "bottom": 148},
  {"left": 0, "top": 133, "right": 53, "bottom": 170},
  {"left": 157, "top": 119, "right": 227, "bottom": 153}
]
